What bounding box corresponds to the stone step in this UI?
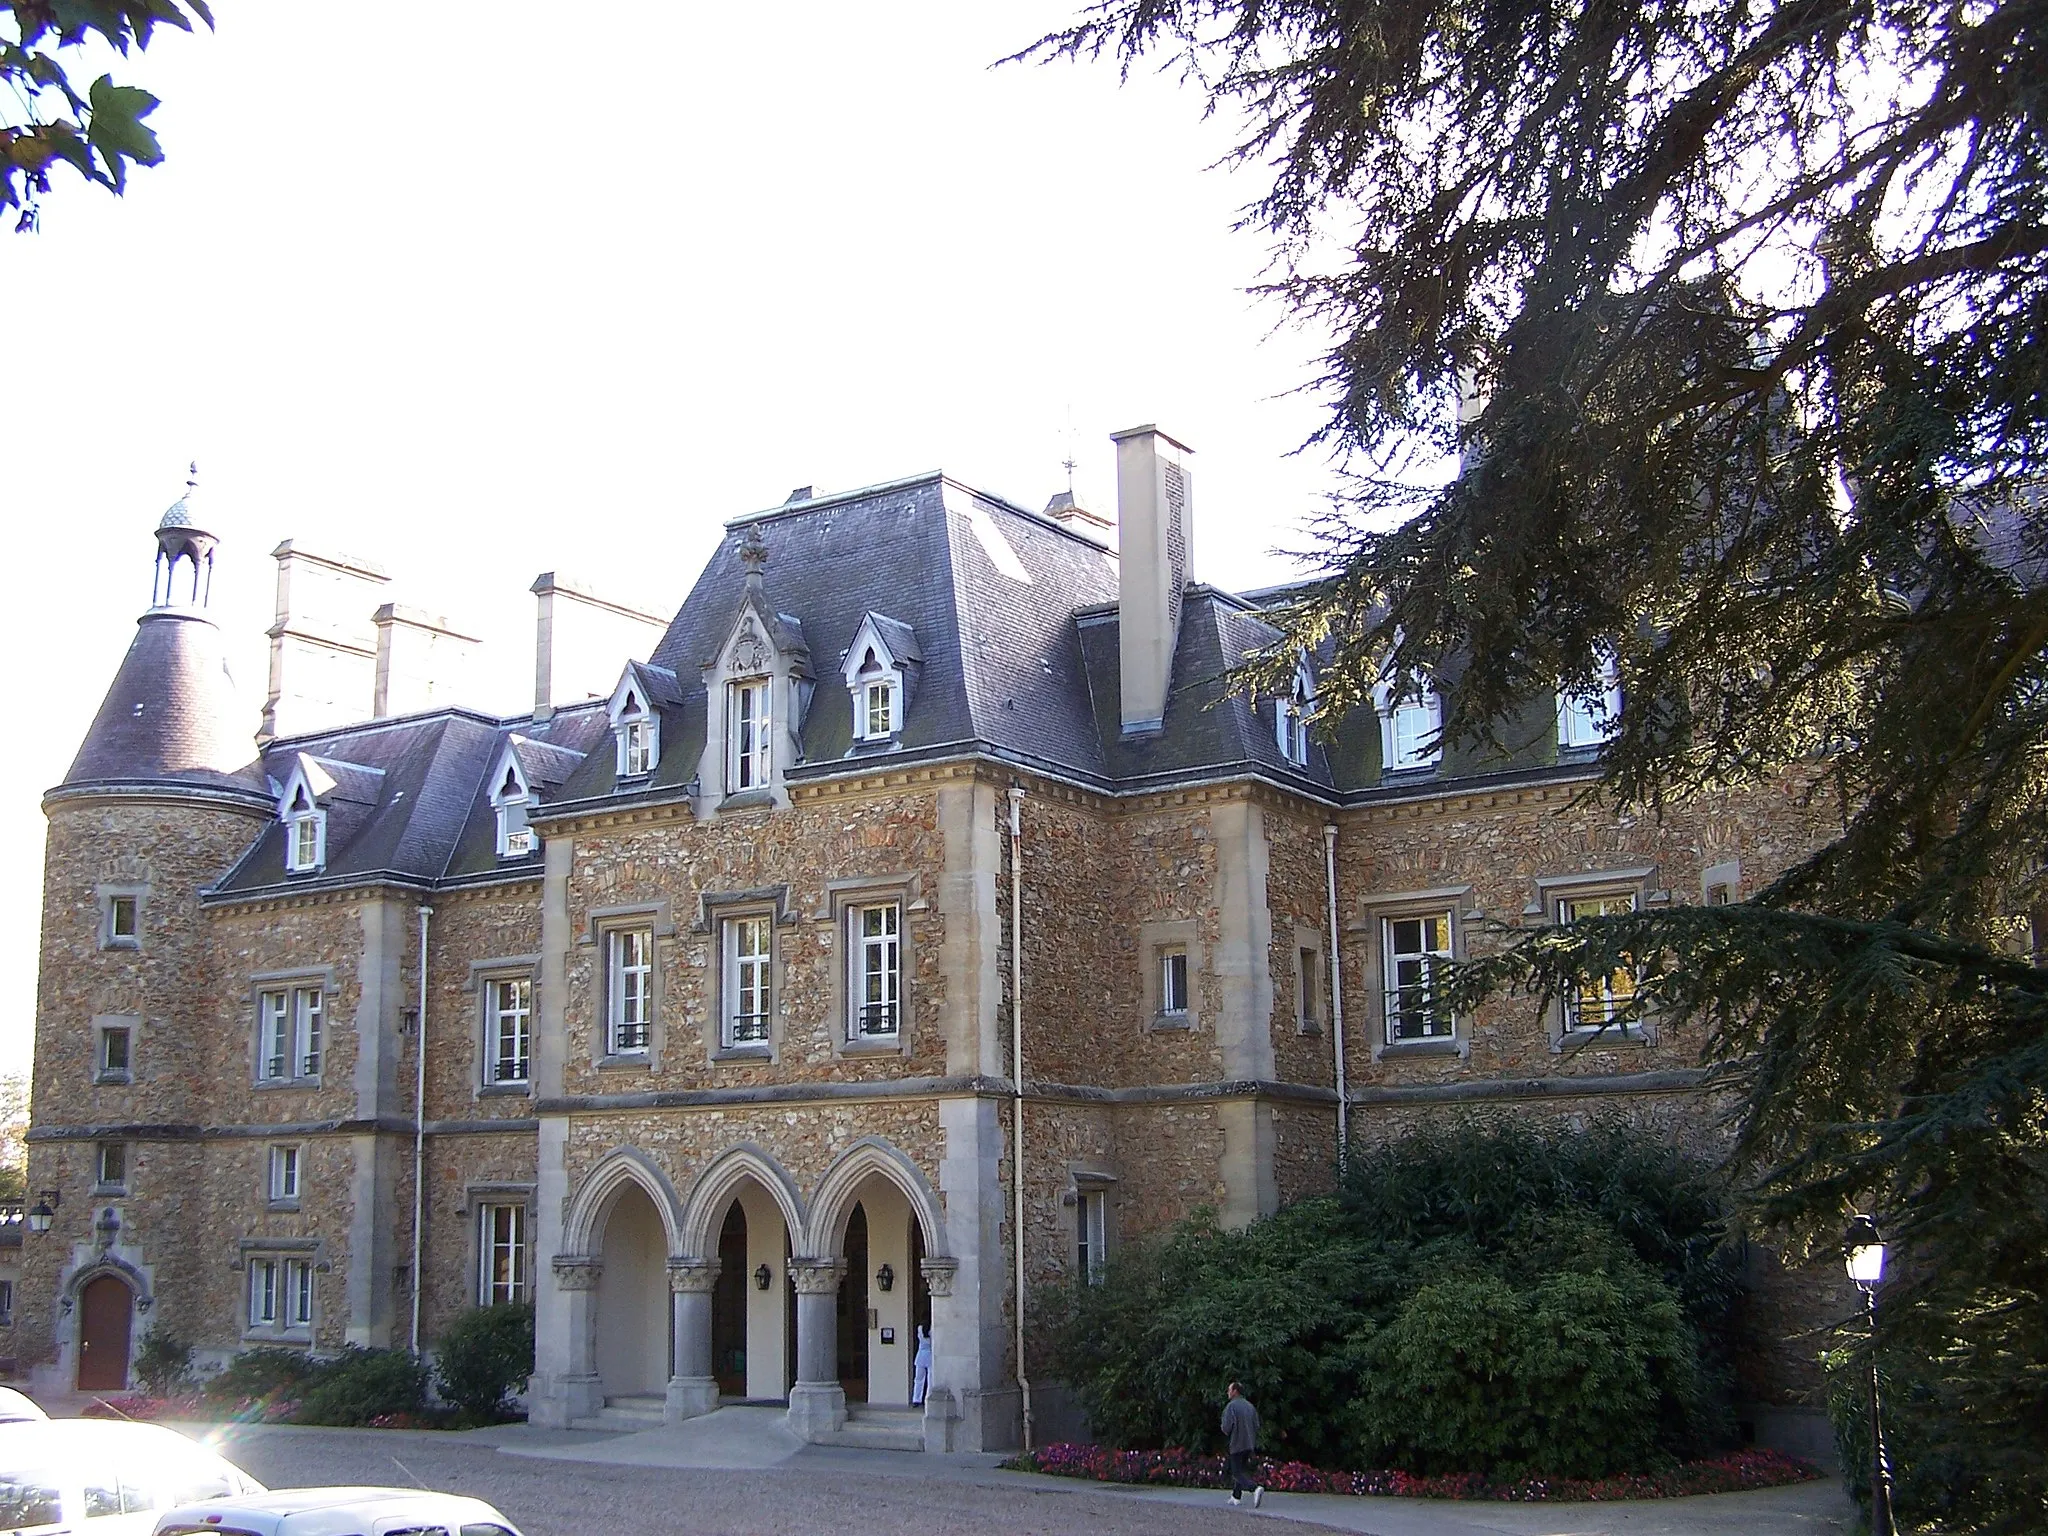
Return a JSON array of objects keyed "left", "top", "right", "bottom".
[
  {"left": 569, "top": 1395, "right": 667, "bottom": 1432},
  {"left": 817, "top": 1406, "right": 925, "bottom": 1453}
]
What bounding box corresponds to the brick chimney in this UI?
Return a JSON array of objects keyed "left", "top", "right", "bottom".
[
  {"left": 261, "top": 542, "right": 390, "bottom": 743},
  {"left": 1111, "top": 425, "right": 1195, "bottom": 735},
  {"left": 530, "top": 573, "right": 668, "bottom": 721}
]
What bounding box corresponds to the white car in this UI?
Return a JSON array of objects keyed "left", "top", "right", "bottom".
[
  {"left": 0, "top": 1391, "right": 46, "bottom": 1426},
  {"left": 0, "top": 1418, "right": 263, "bottom": 1534},
  {"left": 151, "top": 1488, "right": 522, "bottom": 1536}
]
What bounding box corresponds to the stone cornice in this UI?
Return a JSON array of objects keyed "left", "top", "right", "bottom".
[
  {"left": 1348, "top": 1067, "right": 1712, "bottom": 1106},
  {"left": 30, "top": 1115, "right": 538, "bottom": 1141},
  {"left": 43, "top": 781, "right": 276, "bottom": 819}
]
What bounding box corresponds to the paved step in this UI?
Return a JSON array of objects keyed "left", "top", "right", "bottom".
[
  {"left": 817, "top": 1406, "right": 924, "bottom": 1453},
  {"left": 569, "top": 1394, "right": 666, "bottom": 1432}
]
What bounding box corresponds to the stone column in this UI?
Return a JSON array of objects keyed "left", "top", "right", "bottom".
[
  {"left": 784, "top": 1259, "right": 846, "bottom": 1440},
  {"left": 918, "top": 1257, "right": 963, "bottom": 1452},
  {"left": 548, "top": 1256, "right": 604, "bottom": 1425},
  {"left": 666, "top": 1260, "right": 720, "bottom": 1423}
]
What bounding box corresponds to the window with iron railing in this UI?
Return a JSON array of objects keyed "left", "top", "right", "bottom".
[{"left": 849, "top": 903, "right": 900, "bottom": 1039}]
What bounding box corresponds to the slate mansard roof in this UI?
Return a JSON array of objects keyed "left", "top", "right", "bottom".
[{"left": 69, "top": 466, "right": 1621, "bottom": 902}]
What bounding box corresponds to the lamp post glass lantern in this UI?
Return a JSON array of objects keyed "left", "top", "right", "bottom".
[
  {"left": 1845, "top": 1215, "right": 1896, "bottom": 1536},
  {"left": 754, "top": 1263, "right": 772, "bottom": 1292},
  {"left": 26, "top": 1192, "right": 58, "bottom": 1235}
]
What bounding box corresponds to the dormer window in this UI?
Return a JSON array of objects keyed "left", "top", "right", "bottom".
[
  {"left": 730, "top": 679, "right": 770, "bottom": 790},
  {"left": 491, "top": 762, "right": 536, "bottom": 858},
  {"left": 1559, "top": 649, "right": 1623, "bottom": 749},
  {"left": 283, "top": 782, "right": 325, "bottom": 873},
  {"left": 855, "top": 649, "right": 898, "bottom": 741},
  {"left": 1276, "top": 661, "right": 1315, "bottom": 767},
  {"left": 1374, "top": 671, "right": 1443, "bottom": 773},
  {"left": 839, "top": 613, "right": 917, "bottom": 749},
  {"left": 614, "top": 689, "right": 658, "bottom": 778}
]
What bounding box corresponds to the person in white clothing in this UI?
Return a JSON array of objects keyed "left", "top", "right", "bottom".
[{"left": 912, "top": 1325, "right": 933, "bottom": 1405}]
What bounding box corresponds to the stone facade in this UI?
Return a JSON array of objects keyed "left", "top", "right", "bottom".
[{"left": 21, "top": 459, "right": 1847, "bottom": 1460}]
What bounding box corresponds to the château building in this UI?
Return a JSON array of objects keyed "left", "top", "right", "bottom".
[{"left": 16, "top": 430, "right": 1838, "bottom": 1453}]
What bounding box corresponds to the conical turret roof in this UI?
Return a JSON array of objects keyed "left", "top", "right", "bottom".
[{"left": 58, "top": 609, "right": 264, "bottom": 796}]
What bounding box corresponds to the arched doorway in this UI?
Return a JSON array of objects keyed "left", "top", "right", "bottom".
[
  {"left": 76, "top": 1273, "right": 133, "bottom": 1391},
  {"left": 830, "top": 1173, "right": 923, "bottom": 1408},
  {"left": 594, "top": 1183, "right": 668, "bottom": 1404},
  {"left": 699, "top": 1181, "right": 795, "bottom": 1401}
]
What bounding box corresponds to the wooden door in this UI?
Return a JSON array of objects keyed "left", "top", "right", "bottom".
[{"left": 76, "top": 1275, "right": 132, "bottom": 1391}]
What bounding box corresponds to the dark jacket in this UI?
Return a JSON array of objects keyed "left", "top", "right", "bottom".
[{"left": 1221, "top": 1395, "right": 1259, "bottom": 1454}]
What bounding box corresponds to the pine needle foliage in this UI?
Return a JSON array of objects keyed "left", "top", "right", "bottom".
[{"left": 1020, "top": 2, "right": 2048, "bottom": 1525}]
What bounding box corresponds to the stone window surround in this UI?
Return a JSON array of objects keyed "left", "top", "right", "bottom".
[
  {"left": 465, "top": 954, "right": 540, "bottom": 1097},
  {"left": 1139, "top": 917, "right": 1203, "bottom": 1033},
  {"left": 579, "top": 902, "right": 675, "bottom": 1070},
  {"left": 1702, "top": 859, "right": 1742, "bottom": 906},
  {"left": 839, "top": 617, "right": 914, "bottom": 747},
  {"left": 458, "top": 1182, "right": 538, "bottom": 1307},
  {"left": 247, "top": 967, "right": 337, "bottom": 1089},
  {"left": 698, "top": 609, "right": 814, "bottom": 815},
  {"left": 266, "top": 1141, "right": 304, "bottom": 1210},
  {"left": 693, "top": 885, "right": 799, "bottom": 1065},
  {"left": 235, "top": 1236, "right": 325, "bottom": 1345},
  {"left": 91, "top": 1013, "right": 139, "bottom": 1086},
  {"left": 96, "top": 882, "right": 148, "bottom": 951},
  {"left": 1292, "top": 924, "right": 1326, "bottom": 1036},
  {"left": 820, "top": 873, "right": 923, "bottom": 1058},
  {"left": 1528, "top": 865, "right": 1665, "bottom": 1050},
  {"left": 1351, "top": 884, "right": 1472, "bottom": 1061},
  {"left": 92, "top": 1138, "right": 128, "bottom": 1196},
  {"left": 1373, "top": 670, "right": 1444, "bottom": 776},
  {"left": 488, "top": 755, "right": 536, "bottom": 859}
]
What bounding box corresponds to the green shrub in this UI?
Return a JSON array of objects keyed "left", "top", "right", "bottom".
[
  {"left": 203, "top": 1346, "right": 321, "bottom": 1404},
  {"left": 435, "top": 1303, "right": 534, "bottom": 1424},
  {"left": 132, "top": 1329, "right": 194, "bottom": 1396},
  {"left": 1048, "top": 1118, "right": 1737, "bottom": 1480},
  {"left": 295, "top": 1347, "right": 428, "bottom": 1426}
]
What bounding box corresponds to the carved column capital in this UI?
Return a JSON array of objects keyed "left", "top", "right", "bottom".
[
  {"left": 919, "top": 1257, "right": 959, "bottom": 1298},
  {"left": 552, "top": 1255, "right": 603, "bottom": 1291},
  {"left": 668, "top": 1259, "right": 721, "bottom": 1294},
  {"left": 788, "top": 1258, "right": 846, "bottom": 1296}
]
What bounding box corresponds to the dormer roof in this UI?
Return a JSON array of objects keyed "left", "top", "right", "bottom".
[{"left": 844, "top": 612, "right": 921, "bottom": 673}]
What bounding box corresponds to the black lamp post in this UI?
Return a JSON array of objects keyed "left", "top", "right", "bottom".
[
  {"left": 754, "top": 1263, "right": 772, "bottom": 1292},
  {"left": 1845, "top": 1215, "right": 1895, "bottom": 1536}
]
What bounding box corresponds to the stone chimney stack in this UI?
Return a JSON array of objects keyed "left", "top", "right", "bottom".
[
  {"left": 1111, "top": 424, "right": 1195, "bottom": 735},
  {"left": 530, "top": 573, "right": 668, "bottom": 722},
  {"left": 1042, "top": 490, "right": 1114, "bottom": 544},
  {"left": 261, "top": 542, "right": 389, "bottom": 744},
  {"left": 372, "top": 604, "right": 482, "bottom": 719}
]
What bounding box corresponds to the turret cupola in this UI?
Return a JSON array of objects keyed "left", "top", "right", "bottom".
[
  {"left": 52, "top": 466, "right": 265, "bottom": 802},
  {"left": 151, "top": 462, "right": 219, "bottom": 609}
]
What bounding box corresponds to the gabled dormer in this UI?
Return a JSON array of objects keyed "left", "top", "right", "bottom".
[
  {"left": 274, "top": 752, "right": 384, "bottom": 875},
  {"left": 608, "top": 671, "right": 660, "bottom": 780},
  {"left": 697, "top": 525, "right": 814, "bottom": 815},
  {"left": 487, "top": 746, "right": 536, "bottom": 858},
  {"left": 840, "top": 612, "right": 921, "bottom": 749}
]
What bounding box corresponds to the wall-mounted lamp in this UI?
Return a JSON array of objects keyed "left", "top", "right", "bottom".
[
  {"left": 27, "top": 1191, "right": 58, "bottom": 1235},
  {"left": 875, "top": 1263, "right": 895, "bottom": 1293},
  {"left": 754, "top": 1263, "right": 773, "bottom": 1292}
]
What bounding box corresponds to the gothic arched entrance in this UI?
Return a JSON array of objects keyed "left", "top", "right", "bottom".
[
  {"left": 594, "top": 1182, "right": 669, "bottom": 1404},
  {"left": 76, "top": 1273, "right": 133, "bottom": 1391}
]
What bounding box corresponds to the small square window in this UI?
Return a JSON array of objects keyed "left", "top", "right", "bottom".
[
  {"left": 97, "top": 1141, "right": 127, "bottom": 1190},
  {"left": 269, "top": 1145, "right": 300, "bottom": 1203},
  {"left": 97, "top": 1025, "right": 132, "bottom": 1080}
]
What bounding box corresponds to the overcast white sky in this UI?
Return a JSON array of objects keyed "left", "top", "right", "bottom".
[{"left": 1, "top": 2, "right": 1346, "bottom": 1075}]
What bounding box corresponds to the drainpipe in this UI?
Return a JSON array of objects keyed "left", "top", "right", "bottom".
[
  {"left": 1323, "top": 826, "right": 1348, "bottom": 1160},
  {"left": 1007, "top": 784, "right": 1034, "bottom": 1452},
  {"left": 410, "top": 904, "right": 431, "bottom": 1356}
]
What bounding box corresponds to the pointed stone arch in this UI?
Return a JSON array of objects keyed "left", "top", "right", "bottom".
[
  {"left": 678, "top": 1142, "right": 809, "bottom": 1259},
  {"left": 805, "top": 1136, "right": 946, "bottom": 1259},
  {"left": 62, "top": 1252, "right": 152, "bottom": 1312},
  {"left": 562, "top": 1146, "right": 686, "bottom": 1256}
]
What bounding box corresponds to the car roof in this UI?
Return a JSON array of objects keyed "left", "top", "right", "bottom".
[
  {"left": 0, "top": 1387, "right": 48, "bottom": 1422},
  {"left": 156, "top": 1485, "right": 513, "bottom": 1535}
]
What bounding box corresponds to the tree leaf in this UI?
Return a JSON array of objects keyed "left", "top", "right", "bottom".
[{"left": 84, "top": 73, "right": 162, "bottom": 192}]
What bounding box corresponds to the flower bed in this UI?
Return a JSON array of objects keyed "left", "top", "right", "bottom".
[{"left": 1001, "top": 1443, "right": 1822, "bottom": 1502}]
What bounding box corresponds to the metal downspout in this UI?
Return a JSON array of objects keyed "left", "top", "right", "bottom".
[
  {"left": 1008, "top": 785, "right": 1034, "bottom": 1451},
  {"left": 1323, "top": 826, "right": 1349, "bottom": 1159},
  {"left": 410, "top": 904, "right": 431, "bottom": 1356}
]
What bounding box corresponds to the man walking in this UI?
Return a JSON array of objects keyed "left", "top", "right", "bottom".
[{"left": 1221, "top": 1381, "right": 1262, "bottom": 1508}]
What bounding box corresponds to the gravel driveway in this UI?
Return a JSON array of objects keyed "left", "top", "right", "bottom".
[{"left": 200, "top": 1423, "right": 1334, "bottom": 1536}]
